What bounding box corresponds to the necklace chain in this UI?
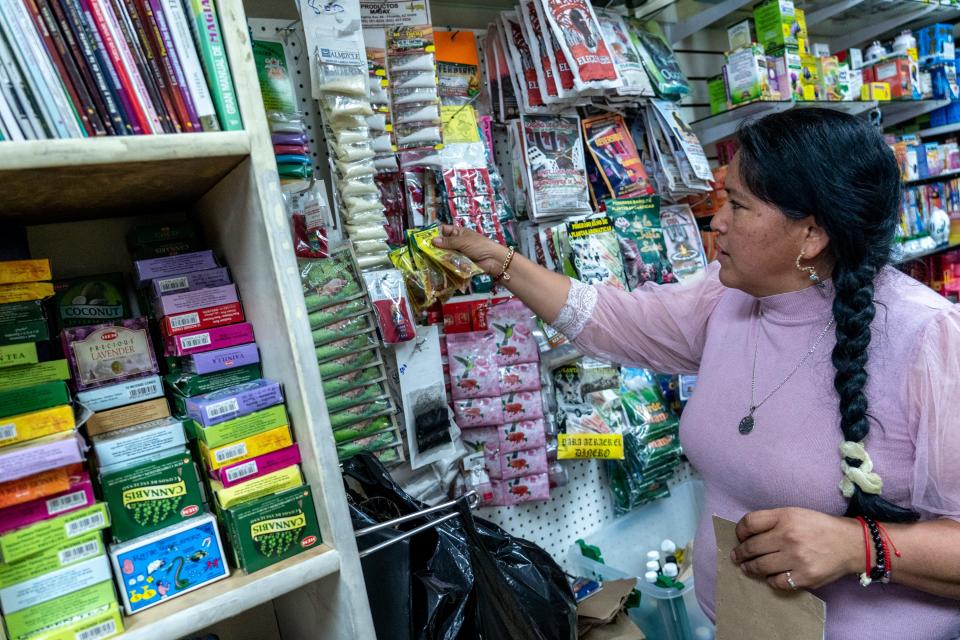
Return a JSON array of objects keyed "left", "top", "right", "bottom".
[{"left": 742, "top": 310, "right": 834, "bottom": 432}]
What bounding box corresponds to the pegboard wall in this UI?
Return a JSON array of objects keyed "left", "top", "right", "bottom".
[{"left": 245, "top": 14, "right": 701, "bottom": 572}]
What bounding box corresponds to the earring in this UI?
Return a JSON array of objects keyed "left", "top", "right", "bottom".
[{"left": 795, "top": 251, "right": 824, "bottom": 288}]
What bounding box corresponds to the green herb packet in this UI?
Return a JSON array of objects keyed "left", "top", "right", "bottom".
[
  {"left": 100, "top": 453, "right": 204, "bottom": 543},
  {"left": 222, "top": 485, "right": 321, "bottom": 573},
  {"left": 163, "top": 364, "right": 263, "bottom": 397}
]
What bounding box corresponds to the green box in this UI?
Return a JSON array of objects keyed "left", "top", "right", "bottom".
[
  {"left": 0, "top": 300, "right": 45, "bottom": 325},
  {"left": 708, "top": 75, "right": 729, "bottom": 114},
  {"left": 194, "top": 404, "right": 288, "bottom": 449},
  {"left": 0, "top": 503, "right": 109, "bottom": 564},
  {"left": 0, "top": 532, "right": 104, "bottom": 589},
  {"left": 3, "top": 580, "right": 116, "bottom": 640},
  {"left": 164, "top": 364, "right": 263, "bottom": 397},
  {"left": 753, "top": 0, "right": 797, "bottom": 51},
  {"left": 26, "top": 601, "right": 123, "bottom": 640},
  {"left": 0, "top": 343, "right": 38, "bottom": 369},
  {"left": 0, "top": 300, "right": 49, "bottom": 346},
  {"left": 0, "top": 360, "right": 70, "bottom": 391},
  {"left": 0, "top": 381, "right": 70, "bottom": 419},
  {"left": 223, "top": 485, "right": 322, "bottom": 573},
  {"left": 100, "top": 452, "right": 204, "bottom": 543}
]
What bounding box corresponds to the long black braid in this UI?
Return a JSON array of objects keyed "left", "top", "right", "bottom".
[{"left": 737, "top": 109, "right": 919, "bottom": 523}]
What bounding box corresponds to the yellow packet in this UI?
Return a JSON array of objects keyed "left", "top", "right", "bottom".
[
  {"left": 212, "top": 465, "right": 303, "bottom": 509},
  {"left": 200, "top": 425, "right": 293, "bottom": 470},
  {"left": 412, "top": 225, "right": 483, "bottom": 288}
]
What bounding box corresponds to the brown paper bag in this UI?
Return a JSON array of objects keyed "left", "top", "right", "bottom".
[{"left": 713, "top": 516, "right": 826, "bottom": 640}]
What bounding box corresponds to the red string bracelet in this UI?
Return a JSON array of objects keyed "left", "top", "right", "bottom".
[
  {"left": 856, "top": 516, "right": 873, "bottom": 586},
  {"left": 876, "top": 522, "right": 902, "bottom": 558}
]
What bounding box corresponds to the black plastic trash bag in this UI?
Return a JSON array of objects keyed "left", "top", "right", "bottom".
[{"left": 343, "top": 454, "right": 577, "bottom": 640}]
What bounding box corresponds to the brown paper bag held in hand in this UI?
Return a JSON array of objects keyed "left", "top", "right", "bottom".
[{"left": 713, "top": 516, "right": 826, "bottom": 640}]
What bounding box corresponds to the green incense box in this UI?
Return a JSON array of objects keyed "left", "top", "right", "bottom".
[
  {"left": 0, "top": 381, "right": 71, "bottom": 419},
  {"left": 0, "top": 360, "right": 70, "bottom": 391},
  {"left": 163, "top": 364, "right": 263, "bottom": 397},
  {"left": 100, "top": 452, "right": 204, "bottom": 543},
  {"left": 0, "top": 343, "right": 38, "bottom": 369},
  {"left": 0, "top": 301, "right": 49, "bottom": 347},
  {"left": 194, "top": 404, "right": 288, "bottom": 449},
  {"left": 0, "top": 503, "right": 109, "bottom": 564}
]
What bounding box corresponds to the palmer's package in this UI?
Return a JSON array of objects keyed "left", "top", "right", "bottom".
[
  {"left": 100, "top": 452, "right": 204, "bottom": 543},
  {"left": 0, "top": 502, "right": 110, "bottom": 564},
  {"left": 61, "top": 318, "right": 159, "bottom": 391},
  {"left": 109, "top": 514, "right": 229, "bottom": 614},
  {"left": 221, "top": 485, "right": 321, "bottom": 573}
]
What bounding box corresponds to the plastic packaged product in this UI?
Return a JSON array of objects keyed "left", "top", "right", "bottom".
[
  {"left": 605, "top": 197, "right": 676, "bottom": 288},
  {"left": 287, "top": 181, "right": 331, "bottom": 259},
  {"left": 336, "top": 158, "right": 377, "bottom": 179},
  {"left": 447, "top": 331, "right": 499, "bottom": 400},
  {"left": 390, "top": 52, "right": 436, "bottom": 73},
  {"left": 488, "top": 299, "right": 541, "bottom": 366},
  {"left": 109, "top": 515, "right": 228, "bottom": 614},
  {"left": 352, "top": 239, "right": 391, "bottom": 255},
  {"left": 375, "top": 155, "right": 401, "bottom": 172},
  {"left": 501, "top": 10, "right": 547, "bottom": 112},
  {"left": 629, "top": 20, "right": 691, "bottom": 98},
  {"left": 500, "top": 446, "right": 549, "bottom": 480},
  {"left": 330, "top": 397, "right": 393, "bottom": 430},
  {"left": 308, "top": 297, "right": 368, "bottom": 330},
  {"left": 372, "top": 135, "right": 394, "bottom": 154},
  {"left": 393, "top": 86, "right": 440, "bottom": 106},
  {"left": 539, "top": 0, "right": 621, "bottom": 91},
  {"left": 412, "top": 224, "right": 484, "bottom": 283},
  {"left": 522, "top": 114, "right": 592, "bottom": 218},
  {"left": 321, "top": 94, "right": 374, "bottom": 118},
  {"left": 499, "top": 419, "right": 547, "bottom": 454},
  {"left": 501, "top": 391, "right": 544, "bottom": 422},
  {"left": 314, "top": 330, "right": 376, "bottom": 363},
  {"left": 300, "top": 252, "right": 364, "bottom": 311},
  {"left": 311, "top": 313, "right": 372, "bottom": 346},
  {"left": 365, "top": 113, "right": 388, "bottom": 130},
  {"left": 340, "top": 177, "right": 380, "bottom": 199},
  {"left": 567, "top": 217, "right": 629, "bottom": 290},
  {"left": 396, "top": 104, "right": 441, "bottom": 125},
  {"left": 453, "top": 397, "right": 504, "bottom": 428},
  {"left": 596, "top": 9, "right": 652, "bottom": 95},
  {"left": 321, "top": 363, "right": 385, "bottom": 396},
  {"left": 332, "top": 140, "right": 376, "bottom": 163},
  {"left": 362, "top": 270, "right": 416, "bottom": 344},
  {"left": 336, "top": 428, "right": 401, "bottom": 460},
  {"left": 396, "top": 124, "right": 443, "bottom": 150},
  {"left": 318, "top": 348, "right": 379, "bottom": 379},
  {"left": 498, "top": 362, "right": 542, "bottom": 394},
  {"left": 462, "top": 426, "right": 498, "bottom": 454},
  {"left": 326, "top": 381, "right": 387, "bottom": 413},
  {"left": 660, "top": 204, "right": 708, "bottom": 282},
  {"left": 519, "top": 0, "right": 560, "bottom": 102},
  {"left": 344, "top": 193, "right": 385, "bottom": 216},
  {"left": 583, "top": 114, "right": 654, "bottom": 199}
]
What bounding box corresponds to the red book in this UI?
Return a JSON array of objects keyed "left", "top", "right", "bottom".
[{"left": 81, "top": 0, "right": 151, "bottom": 133}]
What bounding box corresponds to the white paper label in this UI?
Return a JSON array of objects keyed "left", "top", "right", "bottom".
[
  {"left": 0, "top": 423, "right": 15, "bottom": 442},
  {"left": 58, "top": 539, "right": 100, "bottom": 566},
  {"left": 170, "top": 312, "right": 201, "bottom": 329},
  {"left": 206, "top": 398, "right": 240, "bottom": 420},
  {"left": 157, "top": 276, "right": 189, "bottom": 293},
  {"left": 47, "top": 490, "right": 88, "bottom": 515},
  {"left": 215, "top": 442, "right": 248, "bottom": 463},
  {"left": 76, "top": 619, "right": 117, "bottom": 640},
  {"left": 225, "top": 460, "right": 258, "bottom": 483},
  {"left": 65, "top": 511, "right": 106, "bottom": 538},
  {"left": 180, "top": 332, "right": 212, "bottom": 350},
  {"left": 129, "top": 379, "right": 161, "bottom": 400}
]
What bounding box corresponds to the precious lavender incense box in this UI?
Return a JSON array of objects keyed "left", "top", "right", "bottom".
[
  {"left": 61, "top": 318, "right": 159, "bottom": 391},
  {"left": 185, "top": 379, "right": 284, "bottom": 428},
  {"left": 134, "top": 251, "right": 218, "bottom": 287},
  {"left": 153, "top": 284, "right": 239, "bottom": 318}
]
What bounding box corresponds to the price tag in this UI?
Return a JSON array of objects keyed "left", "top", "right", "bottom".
[{"left": 557, "top": 433, "right": 624, "bottom": 460}]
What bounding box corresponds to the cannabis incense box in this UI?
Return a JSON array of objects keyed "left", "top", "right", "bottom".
[{"left": 100, "top": 452, "right": 204, "bottom": 543}]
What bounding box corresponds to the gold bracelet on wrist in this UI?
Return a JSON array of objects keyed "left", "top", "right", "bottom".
[{"left": 493, "top": 247, "right": 515, "bottom": 283}]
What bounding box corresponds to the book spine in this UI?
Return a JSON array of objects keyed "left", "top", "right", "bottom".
[
  {"left": 187, "top": 0, "right": 240, "bottom": 130},
  {"left": 68, "top": 0, "right": 140, "bottom": 133},
  {"left": 105, "top": 0, "right": 169, "bottom": 133},
  {"left": 0, "top": 4, "right": 67, "bottom": 137},
  {"left": 0, "top": 84, "right": 23, "bottom": 140},
  {"left": 28, "top": 0, "right": 105, "bottom": 136},
  {"left": 143, "top": 0, "right": 198, "bottom": 131},
  {"left": 54, "top": 0, "right": 122, "bottom": 135},
  {"left": 89, "top": 0, "right": 159, "bottom": 133},
  {"left": 13, "top": 1, "right": 86, "bottom": 137},
  {"left": 0, "top": 37, "right": 34, "bottom": 139},
  {"left": 79, "top": 0, "right": 148, "bottom": 134},
  {"left": 158, "top": 0, "right": 217, "bottom": 131},
  {"left": 121, "top": 0, "right": 179, "bottom": 132}
]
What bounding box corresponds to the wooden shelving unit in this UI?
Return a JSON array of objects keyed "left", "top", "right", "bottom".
[{"left": 4, "top": 0, "right": 376, "bottom": 637}]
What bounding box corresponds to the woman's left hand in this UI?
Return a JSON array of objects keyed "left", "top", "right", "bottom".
[{"left": 731, "top": 507, "right": 864, "bottom": 591}]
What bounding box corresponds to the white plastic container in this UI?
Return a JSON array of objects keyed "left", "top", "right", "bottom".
[{"left": 569, "top": 480, "right": 714, "bottom": 640}]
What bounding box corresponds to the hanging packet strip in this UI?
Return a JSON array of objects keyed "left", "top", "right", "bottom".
[
  {"left": 582, "top": 113, "right": 655, "bottom": 199},
  {"left": 566, "top": 217, "right": 628, "bottom": 290},
  {"left": 285, "top": 180, "right": 332, "bottom": 259},
  {"left": 302, "top": 0, "right": 369, "bottom": 99},
  {"left": 487, "top": 23, "right": 520, "bottom": 122},
  {"left": 522, "top": 114, "right": 592, "bottom": 218},
  {"left": 595, "top": 9, "right": 654, "bottom": 97},
  {"left": 538, "top": 0, "right": 621, "bottom": 91},
  {"left": 501, "top": 10, "right": 548, "bottom": 114},
  {"left": 606, "top": 196, "right": 678, "bottom": 288},
  {"left": 533, "top": 0, "right": 577, "bottom": 96},
  {"left": 519, "top": 0, "right": 560, "bottom": 102},
  {"left": 650, "top": 99, "right": 713, "bottom": 183}
]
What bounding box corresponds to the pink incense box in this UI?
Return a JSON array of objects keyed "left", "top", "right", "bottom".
[
  {"left": 209, "top": 445, "right": 302, "bottom": 488},
  {"left": 498, "top": 419, "right": 546, "bottom": 454},
  {"left": 164, "top": 322, "right": 255, "bottom": 357},
  {"left": 0, "top": 477, "right": 94, "bottom": 535}
]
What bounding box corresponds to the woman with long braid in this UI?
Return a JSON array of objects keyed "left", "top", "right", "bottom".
[{"left": 433, "top": 108, "right": 960, "bottom": 638}]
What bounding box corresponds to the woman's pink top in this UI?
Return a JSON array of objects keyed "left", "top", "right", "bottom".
[{"left": 553, "top": 263, "right": 960, "bottom": 639}]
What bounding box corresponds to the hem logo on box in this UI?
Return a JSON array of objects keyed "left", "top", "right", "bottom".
[
  {"left": 301, "top": 535, "right": 318, "bottom": 548},
  {"left": 101, "top": 331, "right": 118, "bottom": 341},
  {"left": 181, "top": 504, "right": 200, "bottom": 517}
]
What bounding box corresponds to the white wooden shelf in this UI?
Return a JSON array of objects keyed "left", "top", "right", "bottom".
[
  {"left": 882, "top": 99, "right": 951, "bottom": 128},
  {"left": 120, "top": 546, "right": 340, "bottom": 639},
  {"left": 0, "top": 132, "right": 250, "bottom": 223}
]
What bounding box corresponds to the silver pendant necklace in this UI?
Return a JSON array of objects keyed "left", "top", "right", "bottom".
[{"left": 739, "top": 310, "right": 835, "bottom": 435}]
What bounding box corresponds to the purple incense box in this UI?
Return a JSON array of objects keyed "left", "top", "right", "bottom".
[
  {"left": 154, "top": 284, "right": 240, "bottom": 318},
  {"left": 149, "top": 267, "right": 232, "bottom": 299},
  {"left": 175, "top": 343, "right": 261, "bottom": 376},
  {"left": 185, "top": 379, "right": 284, "bottom": 428},
  {"left": 134, "top": 251, "right": 218, "bottom": 287}
]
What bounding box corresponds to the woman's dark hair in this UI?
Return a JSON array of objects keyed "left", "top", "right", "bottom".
[{"left": 736, "top": 108, "right": 919, "bottom": 523}]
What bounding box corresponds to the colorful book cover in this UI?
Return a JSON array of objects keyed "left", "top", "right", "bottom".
[
  {"left": 140, "top": 0, "right": 201, "bottom": 131},
  {"left": 159, "top": 0, "right": 218, "bottom": 131},
  {"left": 120, "top": 0, "right": 182, "bottom": 132},
  {"left": 186, "top": 0, "right": 241, "bottom": 130},
  {"left": 582, "top": 113, "right": 654, "bottom": 199}
]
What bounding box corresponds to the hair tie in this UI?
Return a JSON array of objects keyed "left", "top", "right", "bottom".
[{"left": 839, "top": 441, "right": 883, "bottom": 497}]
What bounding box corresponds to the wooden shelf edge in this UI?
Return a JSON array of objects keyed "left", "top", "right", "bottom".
[
  {"left": 119, "top": 544, "right": 340, "bottom": 640},
  {"left": 0, "top": 131, "right": 251, "bottom": 172}
]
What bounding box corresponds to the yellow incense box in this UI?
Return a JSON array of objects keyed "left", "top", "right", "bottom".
[
  {"left": 0, "top": 405, "right": 75, "bottom": 448},
  {"left": 0, "top": 260, "right": 51, "bottom": 285},
  {"left": 200, "top": 425, "right": 293, "bottom": 470},
  {"left": 212, "top": 465, "right": 303, "bottom": 509},
  {"left": 0, "top": 283, "right": 54, "bottom": 304}
]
